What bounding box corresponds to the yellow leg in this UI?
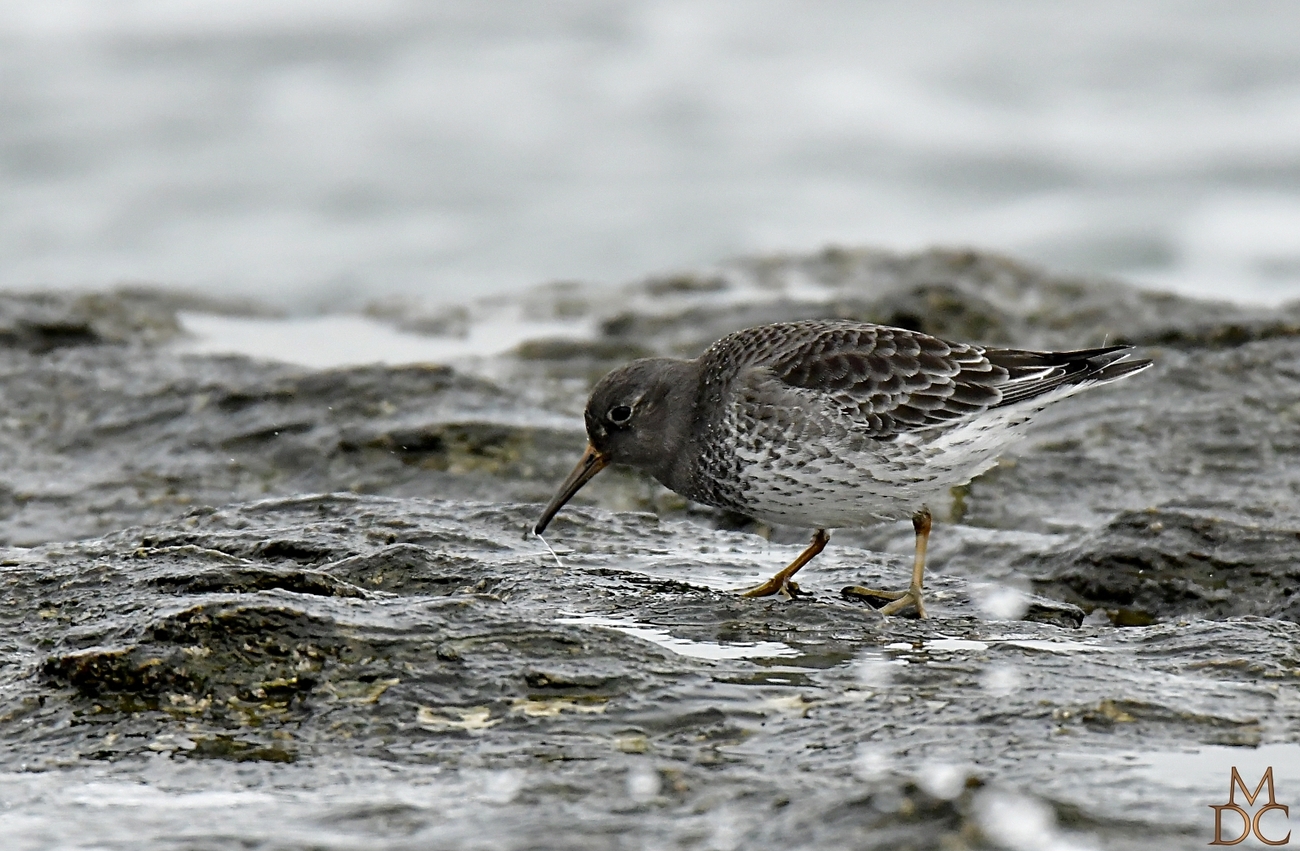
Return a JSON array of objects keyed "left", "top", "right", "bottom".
[
  {"left": 741, "top": 529, "right": 830, "bottom": 599},
  {"left": 843, "top": 508, "right": 931, "bottom": 618}
]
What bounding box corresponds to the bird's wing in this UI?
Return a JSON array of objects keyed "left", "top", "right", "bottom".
[{"left": 702, "top": 321, "right": 1139, "bottom": 440}]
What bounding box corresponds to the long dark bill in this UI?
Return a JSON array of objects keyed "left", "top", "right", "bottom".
[{"left": 533, "top": 443, "right": 610, "bottom": 535}]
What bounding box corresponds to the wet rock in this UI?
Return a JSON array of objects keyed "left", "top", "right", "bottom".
[
  {"left": 2, "top": 495, "right": 1290, "bottom": 849},
  {"left": 575, "top": 247, "right": 1295, "bottom": 358},
  {"left": 0, "top": 290, "right": 182, "bottom": 350},
  {"left": 0, "top": 345, "right": 587, "bottom": 545},
  {"left": 320, "top": 543, "right": 488, "bottom": 595},
  {"left": 0, "top": 286, "right": 279, "bottom": 352},
  {"left": 1018, "top": 509, "right": 1300, "bottom": 624},
  {"left": 147, "top": 563, "right": 374, "bottom": 598},
  {"left": 1019, "top": 596, "right": 1087, "bottom": 628},
  {"left": 4, "top": 249, "right": 1300, "bottom": 849},
  {"left": 511, "top": 337, "right": 655, "bottom": 363}
]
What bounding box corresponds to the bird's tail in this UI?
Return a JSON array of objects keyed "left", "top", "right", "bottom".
[{"left": 987, "top": 344, "right": 1152, "bottom": 408}]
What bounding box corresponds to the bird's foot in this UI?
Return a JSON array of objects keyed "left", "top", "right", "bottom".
[
  {"left": 842, "top": 583, "right": 928, "bottom": 618},
  {"left": 741, "top": 577, "right": 804, "bottom": 600}
]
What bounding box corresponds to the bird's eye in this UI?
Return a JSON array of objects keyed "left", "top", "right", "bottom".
[{"left": 607, "top": 405, "right": 633, "bottom": 425}]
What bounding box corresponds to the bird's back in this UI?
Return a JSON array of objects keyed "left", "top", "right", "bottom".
[{"left": 686, "top": 320, "right": 1150, "bottom": 527}]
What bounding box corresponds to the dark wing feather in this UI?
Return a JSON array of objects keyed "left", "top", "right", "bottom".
[
  {"left": 986, "top": 345, "right": 1148, "bottom": 406},
  {"left": 700, "top": 321, "right": 1149, "bottom": 440}
]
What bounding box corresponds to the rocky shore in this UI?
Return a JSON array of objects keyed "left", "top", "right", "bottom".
[{"left": 3, "top": 248, "right": 1299, "bottom": 850}]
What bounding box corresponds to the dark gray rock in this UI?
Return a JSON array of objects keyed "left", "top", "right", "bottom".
[
  {"left": 585, "top": 247, "right": 1300, "bottom": 357},
  {"left": 1018, "top": 509, "right": 1300, "bottom": 625},
  {"left": 0, "top": 495, "right": 1291, "bottom": 850},
  {"left": 3, "top": 248, "right": 1299, "bottom": 850}
]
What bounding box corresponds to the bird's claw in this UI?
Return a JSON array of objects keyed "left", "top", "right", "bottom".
[
  {"left": 841, "top": 584, "right": 927, "bottom": 618},
  {"left": 741, "top": 578, "right": 804, "bottom": 599}
]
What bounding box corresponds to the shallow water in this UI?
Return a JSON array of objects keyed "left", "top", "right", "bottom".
[
  {"left": 176, "top": 310, "right": 592, "bottom": 369},
  {"left": 556, "top": 614, "right": 803, "bottom": 660},
  {"left": 5, "top": 1, "right": 1300, "bottom": 305}
]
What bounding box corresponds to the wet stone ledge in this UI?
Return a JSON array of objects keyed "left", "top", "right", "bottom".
[
  {"left": 2, "top": 249, "right": 1300, "bottom": 849},
  {"left": 0, "top": 495, "right": 1294, "bottom": 849}
]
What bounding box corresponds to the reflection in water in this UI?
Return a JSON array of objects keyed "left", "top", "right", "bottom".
[
  {"left": 557, "top": 614, "right": 800, "bottom": 660},
  {"left": 1059, "top": 743, "right": 1300, "bottom": 832}
]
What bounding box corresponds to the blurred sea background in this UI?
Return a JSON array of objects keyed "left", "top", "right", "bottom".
[{"left": 4, "top": 0, "right": 1300, "bottom": 311}]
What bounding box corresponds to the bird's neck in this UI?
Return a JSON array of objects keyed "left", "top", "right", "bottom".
[
  {"left": 639, "top": 359, "right": 703, "bottom": 492},
  {"left": 649, "top": 359, "right": 726, "bottom": 502}
]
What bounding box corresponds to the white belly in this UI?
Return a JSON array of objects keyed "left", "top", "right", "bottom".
[{"left": 730, "top": 393, "right": 1064, "bottom": 529}]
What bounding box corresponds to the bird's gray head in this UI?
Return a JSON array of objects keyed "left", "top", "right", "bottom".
[
  {"left": 534, "top": 357, "right": 695, "bottom": 534},
  {"left": 583, "top": 357, "right": 695, "bottom": 468}
]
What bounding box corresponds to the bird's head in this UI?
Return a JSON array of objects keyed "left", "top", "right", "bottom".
[{"left": 533, "top": 357, "right": 695, "bottom": 535}]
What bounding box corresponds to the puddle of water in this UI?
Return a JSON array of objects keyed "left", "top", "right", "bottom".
[
  {"left": 925, "top": 638, "right": 990, "bottom": 652},
  {"left": 1060, "top": 743, "right": 1300, "bottom": 836},
  {"left": 0, "top": 760, "right": 524, "bottom": 850},
  {"left": 176, "top": 311, "right": 589, "bottom": 369},
  {"left": 1137, "top": 742, "right": 1300, "bottom": 796},
  {"left": 881, "top": 638, "right": 990, "bottom": 654},
  {"left": 993, "top": 638, "right": 1114, "bottom": 654},
  {"left": 556, "top": 615, "right": 800, "bottom": 661}
]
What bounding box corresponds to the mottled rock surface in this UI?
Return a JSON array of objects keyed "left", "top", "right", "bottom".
[{"left": 3, "top": 248, "right": 1299, "bottom": 850}]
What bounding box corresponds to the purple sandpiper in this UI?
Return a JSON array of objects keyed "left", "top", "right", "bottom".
[{"left": 534, "top": 320, "right": 1151, "bottom": 617}]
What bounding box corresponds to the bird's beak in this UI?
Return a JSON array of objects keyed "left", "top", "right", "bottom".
[{"left": 533, "top": 443, "right": 610, "bottom": 535}]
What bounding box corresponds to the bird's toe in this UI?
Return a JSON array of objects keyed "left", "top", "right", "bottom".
[{"left": 842, "top": 585, "right": 926, "bottom": 618}]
